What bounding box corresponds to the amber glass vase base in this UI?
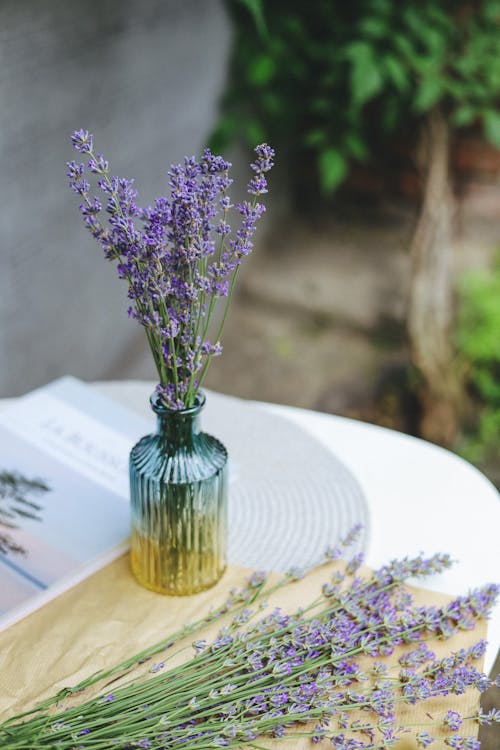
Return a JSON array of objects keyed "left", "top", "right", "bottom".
[
  {"left": 130, "top": 550, "right": 227, "bottom": 596},
  {"left": 130, "top": 526, "right": 227, "bottom": 596}
]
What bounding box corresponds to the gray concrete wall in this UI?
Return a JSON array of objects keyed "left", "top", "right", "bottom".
[{"left": 0, "top": 0, "right": 231, "bottom": 396}]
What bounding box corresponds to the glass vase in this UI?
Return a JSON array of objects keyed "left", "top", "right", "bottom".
[{"left": 129, "top": 391, "right": 228, "bottom": 595}]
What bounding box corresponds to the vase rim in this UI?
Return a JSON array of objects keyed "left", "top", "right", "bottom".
[{"left": 150, "top": 389, "right": 206, "bottom": 417}]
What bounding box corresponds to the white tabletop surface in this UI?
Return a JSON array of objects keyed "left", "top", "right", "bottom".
[
  {"left": 1, "top": 380, "right": 498, "bottom": 673},
  {"left": 95, "top": 381, "right": 500, "bottom": 674}
]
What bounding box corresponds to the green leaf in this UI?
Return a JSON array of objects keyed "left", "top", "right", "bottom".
[
  {"left": 235, "top": 0, "right": 267, "bottom": 39},
  {"left": 344, "top": 133, "right": 368, "bottom": 160},
  {"left": 422, "top": 28, "right": 447, "bottom": 57},
  {"left": 414, "top": 78, "right": 442, "bottom": 112},
  {"left": 318, "top": 149, "right": 347, "bottom": 192},
  {"left": 403, "top": 6, "right": 447, "bottom": 51},
  {"left": 393, "top": 33, "right": 415, "bottom": 59},
  {"left": 483, "top": 110, "right": 500, "bottom": 147},
  {"left": 346, "top": 41, "right": 384, "bottom": 107},
  {"left": 248, "top": 54, "right": 276, "bottom": 86},
  {"left": 303, "top": 130, "right": 327, "bottom": 147},
  {"left": 383, "top": 56, "right": 408, "bottom": 92},
  {"left": 451, "top": 105, "right": 476, "bottom": 128},
  {"left": 445, "top": 79, "right": 467, "bottom": 101},
  {"left": 476, "top": 371, "right": 500, "bottom": 403},
  {"left": 457, "top": 271, "right": 500, "bottom": 361},
  {"left": 483, "top": 1, "right": 500, "bottom": 23},
  {"left": 359, "top": 17, "right": 388, "bottom": 39},
  {"left": 427, "top": 6, "right": 454, "bottom": 34}
]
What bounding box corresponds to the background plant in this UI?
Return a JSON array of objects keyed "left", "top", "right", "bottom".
[
  {"left": 214, "top": 0, "right": 500, "bottom": 445},
  {"left": 217, "top": 1, "right": 500, "bottom": 193},
  {"left": 455, "top": 262, "right": 500, "bottom": 484}
]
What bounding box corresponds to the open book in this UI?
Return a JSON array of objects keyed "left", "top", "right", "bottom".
[{"left": 0, "top": 377, "right": 150, "bottom": 632}]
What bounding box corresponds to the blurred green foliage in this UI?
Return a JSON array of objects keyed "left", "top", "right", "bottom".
[
  {"left": 214, "top": 1, "right": 500, "bottom": 193},
  {"left": 456, "top": 265, "right": 500, "bottom": 469}
]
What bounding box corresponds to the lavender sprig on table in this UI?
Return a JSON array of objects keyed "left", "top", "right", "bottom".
[
  {"left": 1, "top": 531, "right": 498, "bottom": 750},
  {"left": 67, "top": 130, "right": 274, "bottom": 409}
]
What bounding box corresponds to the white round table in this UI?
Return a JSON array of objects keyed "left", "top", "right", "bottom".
[{"left": 96, "top": 381, "right": 500, "bottom": 674}]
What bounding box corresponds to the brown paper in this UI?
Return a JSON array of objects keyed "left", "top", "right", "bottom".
[{"left": 0, "top": 556, "right": 486, "bottom": 748}]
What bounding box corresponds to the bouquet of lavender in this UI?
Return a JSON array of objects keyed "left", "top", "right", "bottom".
[
  {"left": 1, "top": 530, "right": 498, "bottom": 749},
  {"left": 67, "top": 130, "right": 274, "bottom": 410}
]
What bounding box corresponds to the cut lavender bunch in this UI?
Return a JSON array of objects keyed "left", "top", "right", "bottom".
[
  {"left": 1, "top": 544, "right": 497, "bottom": 750},
  {"left": 3, "top": 529, "right": 364, "bottom": 724},
  {"left": 67, "top": 131, "right": 274, "bottom": 409}
]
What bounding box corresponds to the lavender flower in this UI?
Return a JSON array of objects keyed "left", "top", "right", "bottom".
[
  {"left": 1, "top": 544, "right": 496, "bottom": 750},
  {"left": 463, "top": 739, "right": 481, "bottom": 750},
  {"left": 416, "top": 731, "right": 435, "bottom": 747},
  {"left": 474, "top": 707, "right": 500, "bottom": 725},
  {"left": 445, "top": 737, "right": 464, "bottom": 749},
  {"left": 149, "top": 662, "right": 164, "bottom": 674},
  {"left": 444, "top": 710, "right": 462, "bottom": 730},
  {"left": 68, "top": 131, "right": 274, "bottom": 409}
]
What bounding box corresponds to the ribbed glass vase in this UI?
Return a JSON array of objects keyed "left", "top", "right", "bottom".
[{"left": 129, "top": 391, "right": 228, "bottom": 595}]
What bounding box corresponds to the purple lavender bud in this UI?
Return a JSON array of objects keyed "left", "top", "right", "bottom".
[
  {"left": 201, "top": 148, "right": 231, "bottom": 174},
  {"left": 272, "top": 725, "right": 286, "bottom": 738},
  {"left": 346, "top": 553, "right": 364, "bottom": 575},
  {"left": 248, "top": 571, "right": 267, "bottom": 588},
  {"left": 247, "top": 174, "right": 268, "bottom": 195},
  {"left": 444, "top": 710, "right": 462, "bottom": 730},
  {"left": 286, "top": 566, "right": 305, "bottom": 581},
  {"left": 66, "top": 160, "right": 85, "bottom": 182},
  {"left": 193, "top": 639, "right": 207, "bottom": 654},
  {"left": 475, "top": 708, "right": 500, "bottom": 724},
  {"left": 399, "top": 643, "right": 435, "bottom": 668},
  {"left": 251, "top": 144, "right": 275, "bottom": 173},
  {"left": 150, "top": 662, "right": 164, "bottom": 673},
  {"left": 416, "top": 732, "right": 435, "bottom": 748},
  {"left": 312, "top": 725, "right": 327, "bottom": 743},
  {"left": 324, "top": 544, "right": 343, "bottom": 561},
  {"left": 216, "top": 220, "right": 231, "bottom": 236},
  {"left": 88, "top": 154, "right": 109, "bottom": 174},
  {"left": 71, "top": 129, "right": 93, "bottom": 153},
  {"left": 467, "top": 640, "right": 487, "bottom": 660},
  {"left": 247, "top": 144, "right": 274, "bottom": 195}
]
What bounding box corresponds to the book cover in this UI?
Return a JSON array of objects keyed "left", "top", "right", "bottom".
[{"left": 0, "top": 377, "right": 150, "bottom": 631}]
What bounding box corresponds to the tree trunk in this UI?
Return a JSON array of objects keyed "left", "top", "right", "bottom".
[{"left": 407, "top": 108, "right": 461, "bottom": 446}]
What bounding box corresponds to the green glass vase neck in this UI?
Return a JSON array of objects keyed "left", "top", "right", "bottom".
[{"left": 150, "top": 391, "right": 206, "bottom": 447}]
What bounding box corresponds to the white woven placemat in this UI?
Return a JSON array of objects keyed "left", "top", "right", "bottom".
[
  {"left": 97, "top": 383, "right": 369, "bottom": 573},
  {"left": 203, "top": 391, "right": 369, "bottom": 572}
]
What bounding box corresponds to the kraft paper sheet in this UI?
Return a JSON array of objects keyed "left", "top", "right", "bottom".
[{"left": 0, "top": 555, "right": 487, "bottom": 748}]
